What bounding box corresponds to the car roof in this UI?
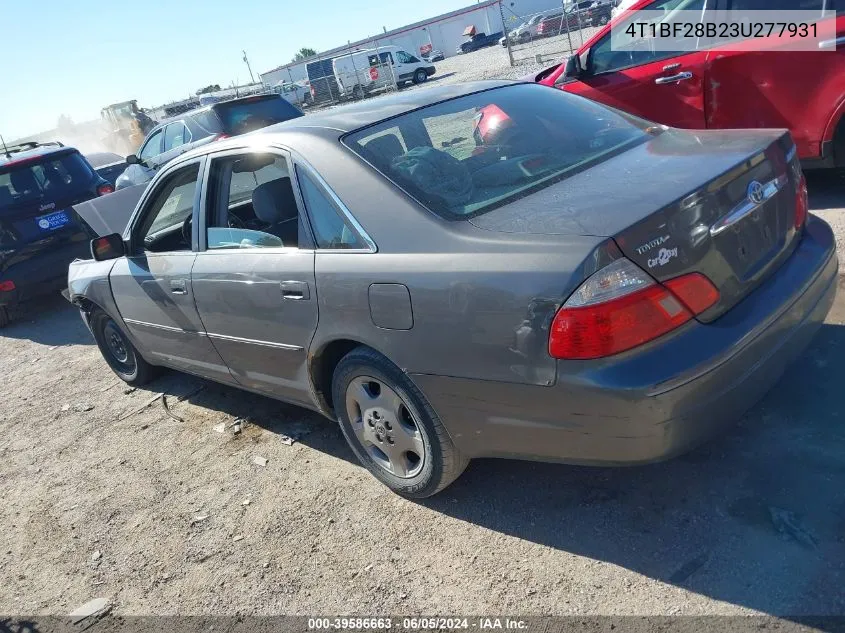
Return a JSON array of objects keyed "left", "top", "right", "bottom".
[{"left": 0, "top": 143, "right": 76, "bottom": 168}]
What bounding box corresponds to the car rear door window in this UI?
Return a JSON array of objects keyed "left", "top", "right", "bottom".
[
  {"left": 204, "top": 153, "right": 299, "bottom": 249},
  {"left": 295, "top": 166, "right": 365, "bottom": 250}
]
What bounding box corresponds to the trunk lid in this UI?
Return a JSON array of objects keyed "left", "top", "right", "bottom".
[{"left": 469, "top": 127, "right": 801, "bottom": 319}]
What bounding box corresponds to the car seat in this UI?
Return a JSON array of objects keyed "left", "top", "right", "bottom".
[
  {"left": 364, "top": 134, "right": 405, "bottom": 165},
  {"left": 10, "top": 169, "right": 39, "bottom": 196},
  {"left": 251, "top": 178, "right": 299, "bottom": 246}
]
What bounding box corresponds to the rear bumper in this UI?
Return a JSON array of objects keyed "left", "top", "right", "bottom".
[
  {"left": 0, "top": 237, "right": 90, "bottom": 307},
  {"left": 412, "top": 216, "right": 838, "bottom": 463}
]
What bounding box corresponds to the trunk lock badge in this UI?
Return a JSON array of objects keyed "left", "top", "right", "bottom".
[{"left": 747, "top": 181, "right": 765, "bottom": 205}]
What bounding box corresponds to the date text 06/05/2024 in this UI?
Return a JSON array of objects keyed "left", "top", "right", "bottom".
[{"left": 307, "top": 617, "right": 529, "bottom": 630}]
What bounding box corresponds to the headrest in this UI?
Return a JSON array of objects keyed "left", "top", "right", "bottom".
[
  {"left": 364, "top": 134, "right": 404, "bottom": 163},
  {"left": 251, "top": 178, "right": 297, "bottom": 225}
]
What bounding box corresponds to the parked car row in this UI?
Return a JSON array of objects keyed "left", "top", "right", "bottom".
[{"left": 502, "top": 0, "right": 612, "bottom": 47}]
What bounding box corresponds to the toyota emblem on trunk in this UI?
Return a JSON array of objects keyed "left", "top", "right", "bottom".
[{"left": 747, "top": 181, "right": 765, "bottom": 205}]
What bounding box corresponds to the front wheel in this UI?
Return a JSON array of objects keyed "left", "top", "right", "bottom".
[
  {"left": 413, "top": 69, "right": 428, "bottom": 85},
  {"left": 332, "top": 347, "right": 468, "bottom": 498},
  {"left": 90, "top": 309, "right": 158, "bottom": 386}
]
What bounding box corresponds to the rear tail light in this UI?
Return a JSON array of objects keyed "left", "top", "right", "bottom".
[
  {"left": 97, "top": 183, "right": 114, "bottom": 196},
  {"left": 0, "top": 280, "right": 15, "bottom": 292},
  {"left": 794, "top": 172, "right": 808, "bottom": 229},
  {"left": 549, "top": 259, "right": 719, "bottom": 360}
]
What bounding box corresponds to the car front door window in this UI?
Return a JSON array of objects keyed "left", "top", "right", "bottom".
[
  {"left": 139, "top": 129, "right": 163, "bottom": 162},
  {"left": 588, "top": 0, "right": 706, "bottom": 74},
  {"left": 135, "top": 164, "right": 199, "bottom": 253},
  {"left": 163, "top": 123, "right": 190, "bottom": 153}
]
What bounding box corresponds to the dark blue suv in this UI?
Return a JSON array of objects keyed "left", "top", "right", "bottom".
[{"left": 0, "top": 141, "right": 112, "bottom": 327}]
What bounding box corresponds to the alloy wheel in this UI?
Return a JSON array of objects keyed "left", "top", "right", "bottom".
[{"left": 345, "top": 376, "right": 425, "bottom": 478}]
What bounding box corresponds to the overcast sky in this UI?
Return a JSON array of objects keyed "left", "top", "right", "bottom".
[{"left": 0, "top": 0, "right": 471, "bottom": 139}]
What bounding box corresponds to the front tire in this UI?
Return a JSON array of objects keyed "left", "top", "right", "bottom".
[
  {"left": 413, "top": 69, "right": 428, "bottom": 85},
  {"left": 332, "top": 347, "right": 468, "bottom": 498},
  {"left": 90, "top": 309, "right": 158, "bottom": 386}
]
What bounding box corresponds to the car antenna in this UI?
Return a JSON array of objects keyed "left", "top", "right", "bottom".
[{"left": 0, "top": 135, "right": 10, "bottom": 159}]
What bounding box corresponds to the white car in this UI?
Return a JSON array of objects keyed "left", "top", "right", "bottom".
[
  {"left": 612, "top": 0, "right": 637, "bottom": 17},
  {"left": 273, "top": 81, "right": 312, "bottom": 107}
]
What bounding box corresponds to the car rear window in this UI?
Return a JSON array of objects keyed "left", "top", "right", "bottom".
[
  {"left": 213, "top": 96, "right": 304, "bottom": 135},
  {"left": 344, "top": 84, "right": 654, "bottom": 220},
  {"left": 0, "top": 151, "right": 95, "bottom": 210}
]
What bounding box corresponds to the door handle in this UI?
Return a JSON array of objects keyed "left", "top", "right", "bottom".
[
  {"left": 281, "top": 280, "right": 310, "bottom": 300},
  {"left": 170, "top": 279, "right": 188, "bottom": 295},
  {"left": 655, "top": 71, "right": 693, "bottom": 85}
]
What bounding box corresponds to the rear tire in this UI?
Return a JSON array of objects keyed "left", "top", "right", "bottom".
[
  {"left": 413, "top": 69, "right": 428, "bottom": 85},
  {"left": 332, "top": 347, "right": 468, "bottom": 498},
  {"left": 90, "top": 309, "right": 158, "bottom": 386}
]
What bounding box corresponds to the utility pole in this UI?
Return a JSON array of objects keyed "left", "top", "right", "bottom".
[
  {"left": 500, "top": 0, "right": 514, "bottom": 67},
  {"left": 242, "top": 50, "right": 256, "bottom": 84}
]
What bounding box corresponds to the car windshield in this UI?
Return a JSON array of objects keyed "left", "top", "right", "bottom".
[
  {"left": 213, "top": 96, "right": 304, "bottom": 135},
  {"left": 345, "top": 84, "right": 654, "bottom": 220},
  {"left": 0, "top": 151, "right": 95, "bottom": 210}
]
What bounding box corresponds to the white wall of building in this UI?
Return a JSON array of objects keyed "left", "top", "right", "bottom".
[{"left": 259, "top": 0, "right": 569, "bottom": 85}]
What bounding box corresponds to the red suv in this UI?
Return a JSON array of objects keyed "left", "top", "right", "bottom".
[{"left": 537, "top": 0, "right": 845, "bottom": 168}]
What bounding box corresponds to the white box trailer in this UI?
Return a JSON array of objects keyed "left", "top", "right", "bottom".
[{"left": 332, "top": 46, "right": 435, "bottom": 99}]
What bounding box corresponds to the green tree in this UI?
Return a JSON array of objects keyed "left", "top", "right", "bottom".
[
  {"left": 292, "top": 47, "right": 317, "bottom": 62},
  {"left": 196, "top": 84, "right": 221, "bottom": 95}
]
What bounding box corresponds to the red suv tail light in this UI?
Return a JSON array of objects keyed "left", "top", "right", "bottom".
[
  {"left": 97, "top": 183, "right": 114, "bottom": 196},
  {"left": 549, "top": 259, "right": 720, "bottom": 360},
  {"left": 794, "top": 172, "right": 808, "bottom": 229}
]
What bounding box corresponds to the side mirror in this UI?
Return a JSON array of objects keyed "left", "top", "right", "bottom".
[
  {"left": 565, "top": 53, "right": 584, "bottom": 78},
  {"left": 126, "top": 154, "right": 140, "bottom": 165},
  {"left": 91, "top": 233, "right": 126, "bottom": 261}
]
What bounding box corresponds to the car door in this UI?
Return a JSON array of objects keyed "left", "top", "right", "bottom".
[
  {"left": 189, "top": 148, "right": 319, "bottom": 405},
  {"left": 109, "top": 157, "right": 235, "bottom": 384},
  {"left": 704, "top": 0, "right": 845, "bottom": 162},
  {"left": 557, "top": 0, "right": 709, "bottom": 129}
]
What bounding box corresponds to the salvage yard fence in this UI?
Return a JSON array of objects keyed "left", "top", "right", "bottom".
[{"left": 500, "top": 0, "right": 605, "bottom": 67}]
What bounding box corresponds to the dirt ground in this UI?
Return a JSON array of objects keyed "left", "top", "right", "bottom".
[{"left": 2, "top": 178, "right": 845, "bottom": 618}]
